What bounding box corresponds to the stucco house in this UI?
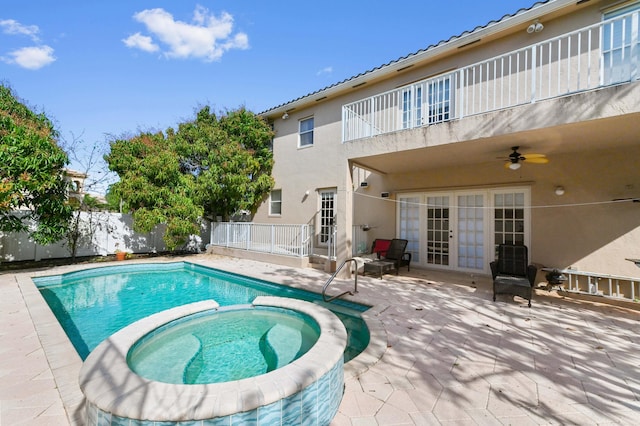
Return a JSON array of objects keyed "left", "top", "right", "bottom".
[{"left": 216, "top": 0, "right": 640, "bottom": 299}]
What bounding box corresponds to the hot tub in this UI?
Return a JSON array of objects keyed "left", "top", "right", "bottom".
[{"left": 79, "top": 296, "right": 347, "bottom": 425}]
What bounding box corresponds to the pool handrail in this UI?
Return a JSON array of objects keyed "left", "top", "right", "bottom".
[{"left": 322, "top": 258, "right": 359, "bottom": 302}]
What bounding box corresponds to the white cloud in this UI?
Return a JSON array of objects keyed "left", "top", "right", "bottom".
[
  {"left": 0, "top": 19, "right": 40, "bottom": 42},
  {"left": 2, "top": 45, "right": 55, "bottom": 70},
  {"left": 122, "top": 32, "right": 159, "bottom": 52},
  {"left": 317, "top": 66, "right": 333, "bottom": 76},
  {"left": 124, "top": 5, "right": 249, "bottom": 62}
]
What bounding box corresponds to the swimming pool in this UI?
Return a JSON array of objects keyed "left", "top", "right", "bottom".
[{"left": 33, "top": 261, "right": 370, "bottom": 361}]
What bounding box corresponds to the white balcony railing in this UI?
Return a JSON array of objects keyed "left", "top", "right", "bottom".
[
  {"left": 210, "top": 223, "right": 313, "bottom": 258},
  {"left": 343, "top": 10, "right": 640, "bottom": 142}
]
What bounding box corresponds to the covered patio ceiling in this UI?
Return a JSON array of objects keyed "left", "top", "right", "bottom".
[{"left": 350, "top": 113, "right": 640, "bottom": 175}]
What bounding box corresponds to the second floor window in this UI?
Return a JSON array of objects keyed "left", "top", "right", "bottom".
[
  {"left": 402, "top": 87, "right": 423, "bottom": 129},
  {"left": 428, "top": 77, "right": 451, "bottom": 124},
  {"left": 602, "top": 2, "right": 640, "bottom": 85},
  {"left": 299, "top": 117, "right": 314, "bottom": 147}
]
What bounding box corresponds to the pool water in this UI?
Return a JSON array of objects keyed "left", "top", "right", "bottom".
[
  {"left": 128, "top": 306, "right": 321, "bottom": 384},
  {"left": 34, "top": 262, "right": 369, "bottom": 361}
]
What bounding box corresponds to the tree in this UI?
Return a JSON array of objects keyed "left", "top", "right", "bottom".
[
  {"left": 174, "top": 106, "right": 275, "bottom": 220},
  {"left": 105, "top": 106, "right": 274, "bottom": 250},
  {"left": 0, "top": 84, "right": 72, "bottom": 244},
  {"left": 105, "top": 131, "right": 203, "bottom": 250},
  {"left": 61, "top": 139, "right": 114, "bottom": 261}
]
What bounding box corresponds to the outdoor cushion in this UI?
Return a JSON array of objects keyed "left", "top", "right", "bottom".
[{"left": 371, "top": 239, "right": 391, "bottom": 258}]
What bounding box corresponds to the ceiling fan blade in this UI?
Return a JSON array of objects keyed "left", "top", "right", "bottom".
[
  {"left": 523, "top": 157, "right": 549, "bottom": 164},
  {"left": 522, "top": 153, "right": 547, "bottom": 159}
]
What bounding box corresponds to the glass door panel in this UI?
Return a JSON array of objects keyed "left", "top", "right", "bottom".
[
  {"left": 457, "top": 194, "right": 484, "bottom": 270},
  {"left": 398, "top": 196, "right": 420, "bottom": 263},
  {"left": 319, "top": 190, "right": 336, "bottom": 247},
  {"left": 426, "top": 196, "right": 450, "bottom": 266}
]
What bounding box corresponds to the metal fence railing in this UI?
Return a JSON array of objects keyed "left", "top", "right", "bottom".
[
  {"left": 209, "top": 223, "right": 313, "bottom": 258},
  {"left": 209, "top": 223, "right": 374, "bottom": 259}
]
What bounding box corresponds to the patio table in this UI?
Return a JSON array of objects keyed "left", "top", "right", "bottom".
[{"left": 363, "top": 260, "right": 396, "bottom": 279}]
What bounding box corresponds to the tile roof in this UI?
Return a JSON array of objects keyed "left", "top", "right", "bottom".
[{"left": 261, "top": 0, "right": 550, "bottom": 115}]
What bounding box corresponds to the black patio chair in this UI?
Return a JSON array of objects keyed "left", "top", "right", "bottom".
[
  {"left": 490, "top": 244, "right": 537, "bottom": 307},
  {"left": 382, "top": 238, "right": 412, "bottom": 273}
]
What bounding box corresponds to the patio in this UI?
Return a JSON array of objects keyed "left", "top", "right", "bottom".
[{"left": 1, "top": 254, "right": 639, "bottom": 425}]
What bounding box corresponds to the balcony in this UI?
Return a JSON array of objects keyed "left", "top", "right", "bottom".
[{"left": 342, "top": 10, "right": 640, "bottom": 142}]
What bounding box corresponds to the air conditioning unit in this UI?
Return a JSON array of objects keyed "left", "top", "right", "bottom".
[{"left": 381, "top": 192, "right": 390, "bottom": 198}]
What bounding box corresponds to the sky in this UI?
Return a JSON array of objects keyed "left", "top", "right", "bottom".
[{"left": 1, "top": 0, "right": 539, "bottom": 193}]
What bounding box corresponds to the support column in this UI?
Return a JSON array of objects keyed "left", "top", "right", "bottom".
[{"left": 334, "top": 159, "right": 354, "bottom": 278}]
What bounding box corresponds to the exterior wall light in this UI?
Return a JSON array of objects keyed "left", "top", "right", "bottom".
[{"left": 527, "top": 20, "right": 544, "bottom": 33}]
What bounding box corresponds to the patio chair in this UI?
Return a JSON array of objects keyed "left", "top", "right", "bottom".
[
  {"left": 351, "top": 239, "right": 390, "bottom": 274},
  {"left": 363, "top": 238, "right": 412, "bottom": 278},
  {"left": 490, "top": 244, "right": 537, "bottom": 307},
  {"left": 383, "top": 238, "right": 412, "bottom": 273}
]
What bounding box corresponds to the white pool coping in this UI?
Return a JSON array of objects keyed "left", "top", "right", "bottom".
[{"left": 78, "top": 296, "right": 348, "bottom": 421}]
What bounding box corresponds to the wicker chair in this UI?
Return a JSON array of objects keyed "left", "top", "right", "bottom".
[
  {"left": 383, "top": 239, "right": 412, "bottom": 273},
  {"left": 490, "top": 244, "right": 537, "bottom": 307}
]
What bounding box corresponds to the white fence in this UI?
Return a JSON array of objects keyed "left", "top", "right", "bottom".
[
  {"left": 0, "top": 212, "right": 210, "bottom": 262},
  {"left": 210, "top": 222, "right": 313, "bottom": 258},
  {"left": 343, "top": 9, "right": 640, "bottom": 141},
  {"left": 209, "top": 223, "right": 372, "bottom": 259}
]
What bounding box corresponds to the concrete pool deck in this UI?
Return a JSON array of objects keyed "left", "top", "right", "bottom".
[{"left": 1, "top": 254, "right": 639, "bottom": 425}]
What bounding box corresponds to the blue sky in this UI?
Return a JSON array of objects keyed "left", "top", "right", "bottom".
[{"left": 1, "top": 0, "right": 538, "bottom": 191}]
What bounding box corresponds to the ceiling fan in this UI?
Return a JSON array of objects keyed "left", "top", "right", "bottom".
[{"left": 501, "top": 146, "right": 549, "bottom": 170}]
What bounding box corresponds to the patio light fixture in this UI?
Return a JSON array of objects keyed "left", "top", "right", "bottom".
[
  {"left": 508, "top": 162, "right": 521, "bottom": 170},
  {"left": 555, "top": 186, "right": 565, "bottom": 196},
  {"left": 527, "top": 20, "right": 544, "bottom": 33}
]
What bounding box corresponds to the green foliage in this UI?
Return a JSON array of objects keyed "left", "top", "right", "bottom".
[
  {"left": 105, "top": 106, "right": 274, "bottom": 250},
  {"left": 105, "top": 131, "right": 203, "bottom": 250},
  {"left": 174, "top": 106, "right": 275, "bottom": 220},
  {"left": 0, "top": 84, "right": 72, "bottom": 244}
]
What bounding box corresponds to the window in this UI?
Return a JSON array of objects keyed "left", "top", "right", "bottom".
[
  {"left": 494, "top": 192, "right": 526, "bottom": 250},
  {"left": 602, "top": 2, "right": 640, "bottom": 85},
  {"left": 269, "top": 189, "right": 282, "bottom": 215},
  {"left": 402, "top": 87, "right": 423, "bottom": 129},
  {"left": 299, "top": 117, "right": 314, "bottom": 147},
  {"left": 427, "top": 76, "right": 451, "bottom": 123}
]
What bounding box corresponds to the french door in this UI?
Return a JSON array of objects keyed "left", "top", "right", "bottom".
[
  {"left": 398, "top": 188, "right": 529, "bottom": 273},
  {"left": 318, "top": 189, "right": 336, "bottom": 247}
]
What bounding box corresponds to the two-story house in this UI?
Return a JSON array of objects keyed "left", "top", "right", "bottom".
[{"left": 248, "top": 0, "right": 639, "bottom": 292}]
